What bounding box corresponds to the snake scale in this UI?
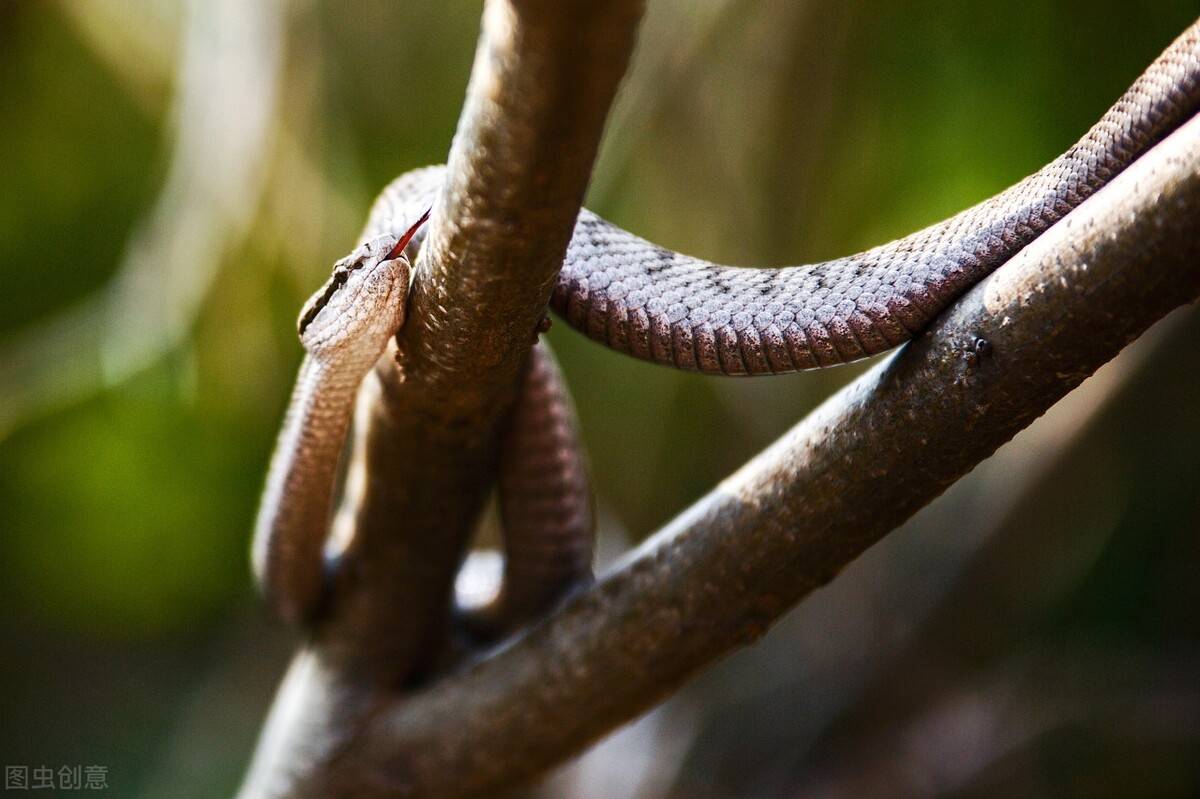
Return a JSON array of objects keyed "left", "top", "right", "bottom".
[
  {"left": 369, "top": 20, "right": 1200, "bottom": 375},
  {"left": 256, "top": 21, "right": 1200, "bottom": 628}
]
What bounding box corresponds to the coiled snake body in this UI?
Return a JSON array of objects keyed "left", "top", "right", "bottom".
[
  {"left": 256, "top": 22, "right": 1200, "bottom": 628},
  {"left": 370, "top": 21, "right": 1200, "bottom": 375}
]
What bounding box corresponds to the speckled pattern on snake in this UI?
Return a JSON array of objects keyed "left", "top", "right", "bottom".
[
  {"left": 366, "top": 19, "right": 1200, "bottom": 375},
  {"left": 255, "top": 21, "right": 1200, "bottom": 628}
]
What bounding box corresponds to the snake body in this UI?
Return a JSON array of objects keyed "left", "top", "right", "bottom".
[
  {"left": 258, "top": 21, "right": 1200, "bottom": 628},
  {"left": 369, "top": 20, "right": 1200, "bottom": 375},
  {"left": 254, "top": 230, "right": 593, "bottom": 628},
  {"left": 462, "top": 343, "right": 595, "bottom": 636},
  {"left": 254, "top": 233, "right": 414, "bottom": 623}
]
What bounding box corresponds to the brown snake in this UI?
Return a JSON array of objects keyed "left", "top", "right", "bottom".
[
  {"left": 368, "top": 20, "right": 1200, "bottom": 375},
  {"left": 256, "top": 21, "right": 1200, "bottom": 627}
]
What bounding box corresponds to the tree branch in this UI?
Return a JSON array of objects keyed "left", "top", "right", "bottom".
[
  {"left": 239, "top": 1, "right": 643, "bottom": 796},
  {"left": 319, "top": 0, "right": 645, "bottom": 674},
  {"left": 321, "top": 114, "right": 1200, "bottom": 797}
]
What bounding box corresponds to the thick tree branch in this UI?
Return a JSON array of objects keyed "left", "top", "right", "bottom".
[
  {"left": 325, "top": 0, "right": 643, "bottom": 673},
  {"left": 239, "top": 2, "right": 643, "bottom": 797},
  {"left": 322, "top": 115, "right": 1200, "bottom": 798}
]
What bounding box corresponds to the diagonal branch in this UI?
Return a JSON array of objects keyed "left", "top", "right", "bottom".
[{"left": 321, "top": 113, "right": 1200, "bottom": 798}]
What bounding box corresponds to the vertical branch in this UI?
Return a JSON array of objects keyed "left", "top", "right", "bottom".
[
  {"left": 240, "top": 2, "right": 643, "bottom": 796},
  {"left": 321, "top": 0, "right": 644, "bottom": 674}
]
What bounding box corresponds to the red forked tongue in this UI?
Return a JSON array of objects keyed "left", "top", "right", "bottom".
[{"left": 387, "top": 206, "right": 432, "bottom": 260}]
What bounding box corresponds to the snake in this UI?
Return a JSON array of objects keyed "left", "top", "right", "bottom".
[
  {"left": 368, "top": 19, "right": 1200, "bottom": 375},
  {"left": 254, "top": 20, "right": 1200, "bottom": 627},
  {"left": 253, "top": 213, "right": 594, "bottom": 628}
]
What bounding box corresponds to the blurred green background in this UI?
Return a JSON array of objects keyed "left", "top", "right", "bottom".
[{"left": 2, "top": 1, "right": 1199, "bottom": 796}]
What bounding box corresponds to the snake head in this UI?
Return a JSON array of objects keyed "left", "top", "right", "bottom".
[{"left": 297, "top": 209, "right": 431, "bottom": 362}]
